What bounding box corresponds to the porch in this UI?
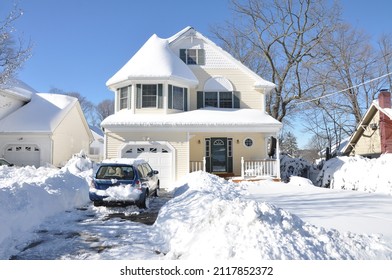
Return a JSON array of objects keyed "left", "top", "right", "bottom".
[{"left": 190, "top": 157, "right": 280, "bottom": 180}]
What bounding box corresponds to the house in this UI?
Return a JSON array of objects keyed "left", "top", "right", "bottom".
[
  {"left": 0, "top": 80, "right": 93, "bottom": 167},
  {"left": 89, "top": 125, "right": 104, "bottom": 162},
  {"left": 343, "top": 89, "right": 392, "bottom": 158},
  {"left": 102, "top": 26, "right": 282, "bottom": 187}
]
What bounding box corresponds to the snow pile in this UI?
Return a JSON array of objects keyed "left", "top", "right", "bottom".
[
  {"left": 154, "top": 171, "right": 391, "bottom": 260},
  {"left": 317, "top": 154, "right": 392, "bottom": 195},
  {"left": 92, "top": 184, "right": 142, "bottom": 201},
  {"left": 0, "top": 153, "right": 92, "bottom": 257}
]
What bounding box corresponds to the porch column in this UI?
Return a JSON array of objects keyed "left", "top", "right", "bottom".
[{"left": 276, "top": 132, "right": 281, "bottom": 179}]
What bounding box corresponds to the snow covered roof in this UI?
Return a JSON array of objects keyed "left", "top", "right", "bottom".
[
  {"left": 342, "top": 98, "right": 392, "bottom": 155},
  {"left": 106, "top": 34, "right": 199, "bottom": 88},
  {"left": 0, "top": 93, "right": 78, "bottom": 133},
  {"left": 168, "top": 26, "right": 276, "bottom": 91},
  {"left": 101, "top": 108, "right": 282, "bottom": 132},
  {"left": 0, "top": 79, "right": 36, "bottom": 101}
]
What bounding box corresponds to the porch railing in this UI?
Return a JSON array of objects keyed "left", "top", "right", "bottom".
[
  {"left": 189, "top": 157, "right": 278, "bottom": 178},
  {"left": 241, "top": 157, "right": 278, "bottom": 178},
  {"left": 190, "top": 158, "right": 206, "bottom": 172}
]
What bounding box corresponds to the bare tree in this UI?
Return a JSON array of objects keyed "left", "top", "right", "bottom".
[
  {"left": 0, "top": 4, "right": 31, "bottom": 85},
  {"left": 212, "top": 0, "right": 340, "bottom": 123},
  {"left": 49, "top": 87, "right": 98, "bottom": 125},
  {"left": 377, "top": 34, "right": 392, "bottom": 90},
  {"left": 97, "top": 99, "right": 114, "bottom": 122}
]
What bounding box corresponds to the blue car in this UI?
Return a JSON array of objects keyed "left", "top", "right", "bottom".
[{"left": 89, "top": 158, "right": 159, "bottom": 208}]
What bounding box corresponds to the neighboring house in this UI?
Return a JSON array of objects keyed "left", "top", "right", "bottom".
[
  {"left": 102, "top": 26, "right": 282, "bottom": 187},
  {"left": 343, "top": 90, "right": 392, "bottom": 158},
  {"left": 0, "top": 81, "right": 93, "bottom": 167},
  {"left": 89, "top": 125, "right": 104, "bottom": 162}
]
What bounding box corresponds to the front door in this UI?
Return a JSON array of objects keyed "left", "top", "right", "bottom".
[{"left": 205, "top": 138, "right": 233, "bottom": 173}]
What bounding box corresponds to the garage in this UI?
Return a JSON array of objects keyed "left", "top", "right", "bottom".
[
  {"left": 4, "top": 144, "right": 40, "bottom": 167},
  {"left": 121, "top": 142, "right": 174, "bottom": 188}
]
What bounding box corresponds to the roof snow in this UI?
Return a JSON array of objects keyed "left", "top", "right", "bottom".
[
  {"left": 0, "top": 93, "right": 78, "bottom": 133},
  {"left": 101, "top": 108, "right": 282, "bottom": 132},
  {"left": 106, "top": 34, "right": 199, "bottom": 88},
  {"left": 0, "top": 79, "right": 36, "bottom": 101}
]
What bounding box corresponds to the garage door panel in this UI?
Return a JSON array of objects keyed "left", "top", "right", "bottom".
[
  {"left": 122, "top": 143, "right": 173, "bottom": 188},
  {"left": 4, "top": 144, "right": 40, "bottom": 167}
]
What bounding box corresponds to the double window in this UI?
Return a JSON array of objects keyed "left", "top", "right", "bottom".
[
  {"left": 197, "top": 91, "right": 240, "bottom": 109},
  {"left": 136, "top": 84, "right": 163, "bottom": 109},
  {"left": 180, "top": 49, "right": 205, "bottom": 65}
]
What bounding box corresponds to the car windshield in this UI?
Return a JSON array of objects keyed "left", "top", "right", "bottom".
[{"left": 96, "top": 165, "right": 134, "bottom": 180}]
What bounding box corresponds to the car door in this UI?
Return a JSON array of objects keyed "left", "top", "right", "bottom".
[{"left": 142, "top": 163, "right": 158, "bottom": 191}]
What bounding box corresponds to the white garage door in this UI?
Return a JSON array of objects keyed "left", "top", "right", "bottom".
[
  {"left": 4, "top": 144, "right": 40, "bottom": 167},
  {"left": 121, "top": 143, "right": 173, "bottom": 188}
]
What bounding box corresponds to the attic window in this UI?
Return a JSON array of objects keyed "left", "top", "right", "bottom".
[{"left": 180, "top": 49, "right": 205, "bottom": 65}]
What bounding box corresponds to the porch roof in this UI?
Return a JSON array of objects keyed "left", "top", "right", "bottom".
[{"left": 101, "top": 108, "right": 282, "bottom": 133}]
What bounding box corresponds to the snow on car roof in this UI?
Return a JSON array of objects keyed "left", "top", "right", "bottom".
[{"left": 101, "top": 158, "right": 147, "bottom": 165}]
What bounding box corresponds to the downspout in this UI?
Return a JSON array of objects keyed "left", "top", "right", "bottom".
[{"left": 276, "top": 132, "right": 281, "bottom": 180}]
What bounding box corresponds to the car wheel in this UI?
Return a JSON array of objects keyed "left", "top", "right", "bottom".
[
  {"left": 93, "top": 201, "right": 104, "bottom": 207},
  {"left": 136, "top": 189, "right": 150, "bottom": 209},
  {"left": 153, "top": 183, "right": 160, "bottom": 197}
]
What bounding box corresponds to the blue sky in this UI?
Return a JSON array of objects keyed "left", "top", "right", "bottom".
[
  {"left": 2, "top": 0, "right": 234, "bottom": 104},
  {"left": 2, "top": 0, "right": 392, "bottom": 146}
]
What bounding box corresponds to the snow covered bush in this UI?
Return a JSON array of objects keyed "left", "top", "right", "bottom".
[
  {"left": 316, "top": 155, "right": 392, "bottom": 195},
  {"left": 280, "top": 154, "right": 320, "bottom": 183}
]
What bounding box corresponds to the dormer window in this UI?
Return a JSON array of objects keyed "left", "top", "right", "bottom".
[
  {"left": 197, "top": 76, "right": 240, "bottom": 109},
  {"left": 180, "top": 49, "right": 205, "bottom": 65}
]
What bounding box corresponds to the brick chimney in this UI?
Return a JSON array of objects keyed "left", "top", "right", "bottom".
[{"left": 378, "top": 89, "right": 392, "bottom": 153}]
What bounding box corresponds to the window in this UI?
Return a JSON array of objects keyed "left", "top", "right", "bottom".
[
  {"left": 119, "top": 86, "right": 129, "bottom": 110},
  {"left": 219, "top": 92, "right": 233, "bottom": 108},
  {"left": 142, "top": 85, "right": 157, "bottom": 108},
  {"left": 168, "top": 85, "right": 188, "bottom": 111},
  {"left": 244, "top": 138, "right": 253, "bottom": 147},
  {"left": 136, "top": 84, "right": 163, "bottom": 109},
  {"left": 179, "top": 49, "right": 205, "bottom": 65},
  {"left": 205, "top": 92, "right": 218, "bottom": 107},
  {"left": 198, "top": 91, "right": 239, "bottom": 108}
]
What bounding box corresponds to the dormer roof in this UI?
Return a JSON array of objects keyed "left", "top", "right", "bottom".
[{"left": 106, "top": 34, "right": 199, "bottom": 88}]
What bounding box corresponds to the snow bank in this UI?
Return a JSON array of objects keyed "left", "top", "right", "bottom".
[
  {"left": 0, "top": 152, "right": 92, "bottom": 257},
  {"left": 154, "top": 171, "right": 391, "bottom": 260},
  {"left": 317, "top": 155, "right": 392, "bottom": 195}
]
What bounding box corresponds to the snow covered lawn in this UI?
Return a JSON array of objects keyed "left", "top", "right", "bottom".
[{"left": 1, "top": 154, "right": 392, "bottom": 260}]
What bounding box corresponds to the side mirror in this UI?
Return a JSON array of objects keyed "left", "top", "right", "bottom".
[{"left": 153, "top": 170, "right": 159, "bottom": 175}]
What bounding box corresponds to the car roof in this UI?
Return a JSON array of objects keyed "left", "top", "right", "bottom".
[{"left": 100, "top": 158, "right": 147, "bottom": 166}]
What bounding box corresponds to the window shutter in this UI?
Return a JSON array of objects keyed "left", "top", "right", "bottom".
[
  {"left": 197, "top": 49, "right": 205, "bottom": 65},
  {"left": 197, "top": 91, "right": 204, "bottom": 109},
  {"left": 136, "top": 84, "right": 142, "bottom": 109},
  {"left": 180, "top": 49, "right": 186, "bottom": 63},
  {"left": 158, "top": 84, "right": 163, "bottom": 108},
  {"left": 233, "top": 91, "right": 241, "bottom": 108},
  {"left": 184, "top": 88, "right": 188, "bottom": 111},
  {"left": 168, "top": 85, "right": 173, "bottom": 109}
]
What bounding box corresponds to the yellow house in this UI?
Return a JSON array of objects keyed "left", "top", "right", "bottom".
[
  {"left": 102, "top": 27, "right": 282, "bottom": 187},
  {"left": 343, "top": 90, "right": 392, "bottom": 158}
]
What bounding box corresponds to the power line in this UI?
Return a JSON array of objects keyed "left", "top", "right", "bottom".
[{"left": 296, "top": 71, "right": 392, "bottom": 105}]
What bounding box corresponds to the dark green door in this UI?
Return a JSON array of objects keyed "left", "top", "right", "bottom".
[{"left": 211, "top": 138, "right": 227, "bottom": 172}]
